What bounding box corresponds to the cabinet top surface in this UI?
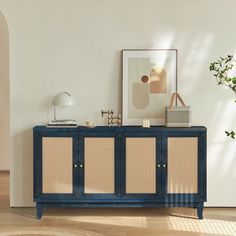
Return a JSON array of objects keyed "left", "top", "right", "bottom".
[{"left": 33, "top": 125, "right": 206, "bottom": 132}]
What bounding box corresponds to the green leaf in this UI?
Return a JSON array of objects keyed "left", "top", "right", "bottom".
[
  {"left": 232, "top": 77, "right": 236, "bottom": 84},
  {"left": 230, "top": 131, "right": 235, "bottom": 139},
  {"left": 225, "top": 130, "right": 236, "bottom": 139},
  {"left": 209, "top": 63, "right": 215, "bottom": 71}
]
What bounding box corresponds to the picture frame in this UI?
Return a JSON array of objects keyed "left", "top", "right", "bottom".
[{"left": 122, "top": 49, "right": 178, "bottom": 126}]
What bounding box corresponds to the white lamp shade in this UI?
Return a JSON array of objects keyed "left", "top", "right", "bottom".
[{"left": 51, "top": 92, "right": 76, "bottom": 106}]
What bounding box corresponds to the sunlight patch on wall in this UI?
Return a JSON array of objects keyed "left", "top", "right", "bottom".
[
  {"left": 152, "top": 31, "right": 174, "bottom": 49},
  {"left": 208, "top": 99, "right": 236, "bottom": 171},
  {"left": 210, "top": 100, "right": 236, "bottom": 142},
  {"left": 181, "top": 33, "right": 215, "bottom": 93}
]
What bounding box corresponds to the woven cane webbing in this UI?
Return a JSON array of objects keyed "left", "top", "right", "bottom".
[
  {"left": 126, "top": 138, "right": 156, "bottom": 194},
  {"left": 84, "top": 138, "right": 115, "bottom": 194},
  {"left": 167, "top": 137, "right": 198, "bottom": 193},
  {"left": 42, "top": 137, "right": 73, "bottom": 193}
]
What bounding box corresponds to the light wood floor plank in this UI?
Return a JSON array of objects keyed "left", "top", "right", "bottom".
[{"left": 0, "top": 171, "right": 236, "bottom": 236}]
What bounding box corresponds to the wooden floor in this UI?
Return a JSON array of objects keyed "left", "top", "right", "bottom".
[{"left": 0, "top": 172, "right": 236, "bottom": 236}]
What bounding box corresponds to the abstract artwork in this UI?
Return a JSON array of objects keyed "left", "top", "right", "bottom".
[{"left": 122, "top": 49, "right": 177, "bottom": 125}]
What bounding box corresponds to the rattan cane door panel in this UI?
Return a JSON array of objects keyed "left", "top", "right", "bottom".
[
  {"left": 167, "top": 137, "right": 198, "bottom": 194},
  {"left": 84, "top": 138, "right": 115, "bottom": 194},
  {"left": 126, "top": 138, "right": 156, "bottom": 194},
  {"left": 42, "top": 137, "right": 73, "bottom": 194}
]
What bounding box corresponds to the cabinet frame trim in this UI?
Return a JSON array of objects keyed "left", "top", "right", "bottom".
[
  {"left": 78, "top": 132, "right": 120, "bottom": 200},
  {"left": 162, "top": 131, "right": 207, "bottom": 202},
  {"left": 120, "top": 133, "right": 163, "bottom": 201},
  {"left": 34, "top": 131, "right": 78, "bottom": 201}
]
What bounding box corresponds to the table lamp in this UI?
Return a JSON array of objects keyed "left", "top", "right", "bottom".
[{"left": 51, "top": 92, "right": 76, "bottom": 121}]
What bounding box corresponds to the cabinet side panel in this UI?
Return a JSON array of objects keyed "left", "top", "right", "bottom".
[
  {"left": 42, "top": 137, "right": 73, "bottom": 193},
  {"left": 126, "top": 138, "right": 156, "bottom": 194},
  {"left": 167, "top": 137, "right": 198, "bottom": 193},
  {"left": 85, "top": 138, "right": 114, "bottom": 194}
]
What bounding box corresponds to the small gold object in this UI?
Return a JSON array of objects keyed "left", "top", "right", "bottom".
[
  {"left": 85, "top": 121, "right": 96, "bottom": 128},
  {"left": 101, "top": 109, "right": 122, "bottom": 126},
  {"left": 142, "top": 119, "right": 150, "bottom": 128}
]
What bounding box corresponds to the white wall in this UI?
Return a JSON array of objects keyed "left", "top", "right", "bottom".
[
  {"left": 0, "top": 11, "right": 10, "bottom": 170},
  {"left": 0, "top": 0, "right": 235, "bottom": 206}
]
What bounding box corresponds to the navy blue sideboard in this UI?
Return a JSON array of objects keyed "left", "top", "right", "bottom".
[{"left": 33, "top": 126, "right": 207, "bottom": 219}]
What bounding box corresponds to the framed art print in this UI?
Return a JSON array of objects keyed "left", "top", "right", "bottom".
[{"left": 122, "top": 49, "right": 178, "bottom": 125}]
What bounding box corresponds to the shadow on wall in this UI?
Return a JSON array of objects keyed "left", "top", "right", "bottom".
[{"left": 0, "top": 10, "right": 10, "bottom": 171}]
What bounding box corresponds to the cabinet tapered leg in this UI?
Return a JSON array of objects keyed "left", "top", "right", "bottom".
[
  {"left": 197, "top": 204, "right": 203, "bottom": 220},
  {"left": 36, "top": 203, "right": 43, "bottom": 219}
]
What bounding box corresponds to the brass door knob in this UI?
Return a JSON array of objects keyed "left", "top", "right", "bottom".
[
  {"left": 74, "top": 164, "right": 78, "bottom": 168},
  {"left": 163, "top": 164, "right": 167, "bottom": 168},
  {"left": 157, "top": 164, "right": 161, "bottom": 168},
  {"left": 80, "top": 164, "right": 84, "bottom": 168}
]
